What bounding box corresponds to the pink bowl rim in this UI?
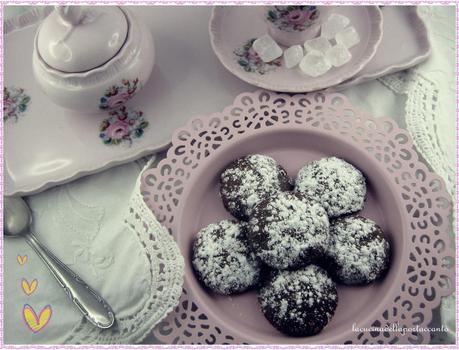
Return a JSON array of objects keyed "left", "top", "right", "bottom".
[
  {"left": 175, "top": 125, "right": 409, "bottom": 344},
  {"left": 141, "top": 90, "right": 454, "bottom": 344}
]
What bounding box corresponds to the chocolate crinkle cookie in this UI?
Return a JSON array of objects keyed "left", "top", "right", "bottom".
[
  {"left": 258, "top": 265, "right": 338, "bottom": 337},
  {"left": 192, "top": 220, "right": 261, "bottom": 295},
  {"left": 247, "top": 191, "right": 329, "bottom": 270},
  {"left": 324, "top": 215, "right": 391, "bottom": 285},
  {"left": 294, "top": 157, "right": 366, "bottom": 218},
  {"left": 220, "top": 154, "right": 291, "bottom": 220}
]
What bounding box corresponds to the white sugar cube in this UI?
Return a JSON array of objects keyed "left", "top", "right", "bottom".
[
  {"left": 335, "top": 26, "right": 360, "bottom": 48},
  {"left": 304, "top": 36, "right": 332, "bottom": 54},
  {"left": 283, "top": 45, "right": 304, "bottom": 69},
  {"left": 325, "top": 44, "right": 352, "bottom": 67},
  {"left": 253, "top": 35, "right": 276, "bottom": 53},
  {"left": 299, "top": 51, "right": 331, "bottom": 77},
  {"left": 253, "top": 34, "right": 283, "bottom": 62},
  {"left": 258, "top": 44, "right": 283, "bottom": 63},
  {"left": 321, "top": 14, "right": 350, "bottom": 39}
]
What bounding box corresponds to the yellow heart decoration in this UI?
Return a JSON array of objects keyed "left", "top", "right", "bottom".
[
  {"left": 21, "top": 279, "right": 38, "bottom": 296},
  {"left": 17, "top": 255, "right": 28, "bottom": 265},
  {"left": 23, "top": 304, "right": 52, "bottom": 333}
]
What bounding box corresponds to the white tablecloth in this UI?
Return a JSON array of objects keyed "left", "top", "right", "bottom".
[{"left": 4, "top": 5, "right": 455, "bottom": 344}]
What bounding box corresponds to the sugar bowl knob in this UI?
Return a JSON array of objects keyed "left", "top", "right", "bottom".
[{"left": 55, "top": 6, "right": 85, "bottom": 26}]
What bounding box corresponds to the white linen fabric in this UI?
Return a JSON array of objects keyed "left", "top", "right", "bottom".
[{"left": 4, "top": 158, "right": 184, "bottom": 344}]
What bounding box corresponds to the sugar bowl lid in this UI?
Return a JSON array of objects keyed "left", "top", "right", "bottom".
[{"left": 36, "top": 6, "right": 128, "bottom": 73}]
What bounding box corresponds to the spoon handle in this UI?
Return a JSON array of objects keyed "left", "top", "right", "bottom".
[{"left": 25, "top": 233, "right": 115, "bottom": 329}]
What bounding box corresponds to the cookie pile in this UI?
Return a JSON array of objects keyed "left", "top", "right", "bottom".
[{"left": 191, "top": 154, "right": 391, "bottom": 337}]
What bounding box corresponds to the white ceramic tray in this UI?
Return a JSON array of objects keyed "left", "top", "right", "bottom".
[
  {"left": 4, "top": 6, "right": 255, "bottom": 196},
  {"left": 4, "top": 8, "right": 162, "bottom": 196},
  {"left": 331, "top": 6, "right": 431, "bottom": 90},
  {"left": 4, "top": 6, "right": 431, "bottom": 196},
  {"left": 209, "top": 6, "right": 430, "bottom": 92}
]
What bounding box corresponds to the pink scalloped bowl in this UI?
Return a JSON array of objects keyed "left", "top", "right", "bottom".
[{"left": 141, "top": 91, "right": 454, "bottom": 344}]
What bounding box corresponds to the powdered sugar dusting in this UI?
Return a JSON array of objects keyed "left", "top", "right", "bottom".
[
  {"left": 258, "top": 265, "right": 338, "bottom": 336},
  {"left": 220, "top": 154, "right": 290, "bottom": 220},
  {"left": 248, "top": 192, "right": 329, "bottom": 269},
  {"left": 192, "top": 153, "right": 391, "bottom": 335},
  {"left": 295, "top": 157, "right": 366, "bottom": 218},
  {"left": 328, "top": 216, "right": 390, "bottom": 285},
  {"left": 192, "top": 220, "right": 261, "bottom": 295}
]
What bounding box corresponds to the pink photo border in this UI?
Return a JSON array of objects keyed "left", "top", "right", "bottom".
[{"left": 0, "top": 0, "right": 457, "bottom": 348}]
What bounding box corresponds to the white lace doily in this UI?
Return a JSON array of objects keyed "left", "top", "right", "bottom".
[
  {"left": 379, "top": 6, "right": 455, "bottom": 199},
  {"left": 4, "top": 158, "right": 184, "bottom": 344},
  {"left": 379, "top": 6, "right": 455, "bottom": 344}
]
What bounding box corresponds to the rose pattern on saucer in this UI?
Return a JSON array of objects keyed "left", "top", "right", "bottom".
[
  {"left": 99, "top": 106, "right": 148, "bottom": 146},
  {"left": 267, "top": 6, "right": 319, "bottom": 32},
  {"left": 3, "top": 86, "right": 31, "bottom": 122},
  {"left": 234, "top": 39, "right": 282, "bottom": 74},
  {"left": 99, "top": 78, "right": 140, "bottom": 110}
]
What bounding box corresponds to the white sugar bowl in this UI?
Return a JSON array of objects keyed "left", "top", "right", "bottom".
[{"left": 32, "top": 6, "right": 154, "bottom": 113}]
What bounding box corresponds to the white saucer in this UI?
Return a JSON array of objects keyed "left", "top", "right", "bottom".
[{"left": 209, "top": 6, "right": 384, "bottom": 92}]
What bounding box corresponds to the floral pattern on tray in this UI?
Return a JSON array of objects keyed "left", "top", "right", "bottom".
[
  {"left": 3, "top": 86, "right": 31, "bottom": 122},
  {"left": 266, "top": 6, "right": 320, "bottom": 32},
  {"left": 99, "top": 78, "right": 140, "bottom": 110},
  {"left": 234, "top": 39, "right": 282, "bottom": 74},
  {"left": 99, "top": 106, "right": 148, "bottom": 146}
]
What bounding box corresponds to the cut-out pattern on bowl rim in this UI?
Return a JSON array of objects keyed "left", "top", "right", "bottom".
[{"left": 141, "top": 90, "right": 454, "bottom": 344}]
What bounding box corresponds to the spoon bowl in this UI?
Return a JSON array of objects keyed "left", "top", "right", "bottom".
[
  {"left": 4, "top": 196, "right": 32, "bottom": 237},
  {"left": 3, "top": 196, "right": 115, "bottom": 329}
]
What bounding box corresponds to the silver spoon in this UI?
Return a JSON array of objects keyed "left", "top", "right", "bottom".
[{"left": 4, "top": 196, "right": 115, "bottom": 329}]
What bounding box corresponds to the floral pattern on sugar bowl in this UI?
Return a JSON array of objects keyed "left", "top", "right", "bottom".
[
  {"left": 99, "top": 78, "right": 140, "bottom": 110},
  {"left": 234, "top": 39, "right": 282, "bottom": 74},
  {"left": 99, "top": 106, "right": 148, "bottom": 146},
  {"left": 266, "top": 6, "right": 320, "bottom": 32},
  {"left": 3, "top": 86, "right": 31, "bottom": 122}
]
